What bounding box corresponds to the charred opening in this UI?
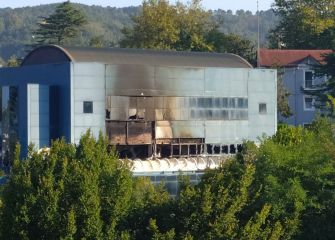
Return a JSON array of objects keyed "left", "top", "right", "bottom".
[{"left": 105, "top": 95, "right": 247, "bottom": 159}]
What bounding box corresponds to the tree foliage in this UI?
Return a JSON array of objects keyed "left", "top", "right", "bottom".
[
  {"left": 0, "top": 130, "right": 306, "bottom": 240},
  {"left": 5, "top": 55, "right": 20, "bottom": 67},
  {"left": 1, "top": 122, "right": 335, "bottom": 239},
  {"left": 170, "top": 160, "right": 286, "bottom": 240},
  {"left": 206, "top": 29, "right": 256, "bottom": 65},
  {"left": 269, "top": 0, "right": 335, "bottom": 49},
  {"left": 120, "top": 0, "right": 258, "bottom": 65},
  {"left": 33, "top": 1, "right": 87, "bottom": 45},
  {"left": 303, "top": 53, "right": 335, "bottom": 113},
  {"left": 252, "top": 119, "right": 335, "bottom": 239},
  {"left": 0, "top": 132, "right": 133, "bottom": 239},
  {"left": 274, "top": 66, "right": 292, "bottom": 118},
  {"left": 120, "top": 0, "right": 179, "bottom": 50},
  {"left": 0, "top": 4, "right": 277, "bottom": 61},
  {"left": 120, "top": 0, "right": 213, "bottom": 51}
]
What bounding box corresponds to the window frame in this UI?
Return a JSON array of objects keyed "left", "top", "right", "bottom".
[
  {"left": 303, "top": 123, "right": 312, "bottom": 129},
  {"left": 259, "top": 103, "right": 267, "bottom": 115},
  {"left": 303, "top": 96, "right": 314, "bottom": 111},
  {"left": 304, "top": 70, "right": 314, "bottom": 89},
  {"left": 83, "top": 101, "right": 93, "bottom": 114}
]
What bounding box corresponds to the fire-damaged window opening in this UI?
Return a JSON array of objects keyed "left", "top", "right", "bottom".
[
  {"left": 106, "top": 116, "right": 245, "bottom": 158},
  {"left": 155, "top": 138, "right": 205, "bottom": 158},
  {"left": 105, "top": 96, "right": 249, "bottom": 122},
  {"left": 221, "top": 145, "right": 229, "bottom": 154},
  {"left": 204, "top": 144, "right": 242, "bottom": 155},
  {"left": 105, "top": 94, "right": 250, "bottom": 158}
]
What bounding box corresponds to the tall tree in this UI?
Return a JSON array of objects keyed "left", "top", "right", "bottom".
[
  {"left": 173, "top": 0, "right": 213, "bottom": 51},
  {"left": 33, "top": 1, "right": 87, "bottom": 45},
  {"left": 0, "top": 132, "right": 133, "bottom": 239},
  {"left": 120, "top": 0, "right": 179, "bottom": 50},
  {"left": 120, "top": 0, "right": 214, "bottom": 51},
  {"left": 257, "top": 119, "right": 335, "bottom": 239},
  {"left": 269, "top": 0, "right": 335, "bottom": 49}
]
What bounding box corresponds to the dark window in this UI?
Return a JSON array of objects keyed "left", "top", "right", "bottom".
[
  {"left": 188, "top": 97, "right": 248, "bottom": 120},
  {"left": 220, "top": 110, "right": 229, "bottom": 119},
  {"left": 222, "top": 98, "right": 228, "bottom": 108},
  {"left": 228, "top": 98, "right": 236, "bottom": 108},
  {"left": 237, "top": 98, "right": 244, "bottom": 108},
  {"left": 304, "top": 97, "right": 314, "bottom": 110},
  {"left": 214, "top": 98, "right": 221, "bottom": 107},
  {"left": 83, "top": 101, "right": 93, "bottom": 113},
  {"left": 205, "top": 110, "right": 213, "bottom": 119},
  {"left": 204, "top": 98, "right": 213, "bottom": 108},
  {"left": 189, "top": 98, "right": 197, "bottom": 107},
  {"left": 305, "top": 71, "right": 313, "bottom": 88},
  {"left": 259, "top": 103, "right": 267, "bottom": 114},
  {"left": 197, "top": 98, "right": 205, "bottom": 108}
]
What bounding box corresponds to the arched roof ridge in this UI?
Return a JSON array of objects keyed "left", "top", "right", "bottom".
[
  {"left": 22, "top": 45, "right": 253, "bottom": 69},
  {"left": 21, "top": 45, "right": 73, "bottom": 66}
]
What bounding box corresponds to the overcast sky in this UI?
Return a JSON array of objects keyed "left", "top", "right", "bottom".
[{"left": 0, "top": 0, "right": 273, "bottom": 12}]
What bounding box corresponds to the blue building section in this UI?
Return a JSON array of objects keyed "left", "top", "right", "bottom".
[
  {"left": 260, "top": 49, "right": 330, "bottom": 126},
  {"left": 0, "top": 62, "right": 71, "bottom": 159}
]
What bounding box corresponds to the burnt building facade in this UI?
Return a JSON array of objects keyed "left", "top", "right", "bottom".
[{"left": 0, "top": 45, "right": 277, "bottom": 160}]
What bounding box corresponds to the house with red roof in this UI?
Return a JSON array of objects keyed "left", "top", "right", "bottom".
[{"left": 259, "top": 49, "right": 331, "bottom": 126}]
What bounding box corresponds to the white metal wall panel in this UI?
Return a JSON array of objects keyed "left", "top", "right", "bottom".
[
  {"left": 72, "top": 63, "right": 105, "bottom": 143},
  {"left": 27, "top": 84, "right": 50, "bottom": 149}
]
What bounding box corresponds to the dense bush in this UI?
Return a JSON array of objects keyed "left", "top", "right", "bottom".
[{"left": 1, "top": 118, "right": 335, "bottom": 239}]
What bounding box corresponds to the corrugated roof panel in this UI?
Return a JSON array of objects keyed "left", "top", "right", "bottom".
[{"left": 22, "top": 45, "right": 253, "bottom": 68}]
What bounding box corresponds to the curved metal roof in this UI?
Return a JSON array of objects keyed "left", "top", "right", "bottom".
[{"left": 22, "top": 45, "right": 253, "bottom": 68}]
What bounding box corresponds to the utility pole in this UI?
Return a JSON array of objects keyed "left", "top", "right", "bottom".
[{"left": 257, "top": 0, "right": 260, "bottom": 68}]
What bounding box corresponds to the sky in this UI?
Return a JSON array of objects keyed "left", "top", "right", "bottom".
[{"left": 0, "top": 0, "right": 273, "bottom": 12}]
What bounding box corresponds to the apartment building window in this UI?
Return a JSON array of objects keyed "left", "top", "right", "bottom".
[
  {"left": 304, "top": 70, "right": 313, "bottom": 88},
  {"left": 303, "top": 123, "right": 312, "bottom": 129},
  {"left": 304, "top": 96, "right": 314, "bottom": 111}
]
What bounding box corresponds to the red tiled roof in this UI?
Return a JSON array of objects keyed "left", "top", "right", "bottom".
[{"left": 259, "top": 49, "right": 332, "bottom": 67}]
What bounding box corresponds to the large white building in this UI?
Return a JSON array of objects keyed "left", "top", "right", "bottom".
[{"left": 0, "top": 45, "right": 277, "bottom": 170}]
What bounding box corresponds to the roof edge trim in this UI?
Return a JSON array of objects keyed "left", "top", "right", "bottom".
[
  {"left": 227, "top": 53, "right": 253, "bottom": 68},
  {"left": 21, "top": 44, "right": 74, "bottom": 66}
]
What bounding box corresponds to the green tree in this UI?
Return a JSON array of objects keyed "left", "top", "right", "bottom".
[
  {"left": 0, "top": 132, "right": 134, "bottom": 239},
  {"left": 251, "top": 118, "right": 335, "bottom": 239},
  {"left": 269, "top": 0, "right": 335, "bottom": 49},
  {"left": 173, "top": 0, "right": 213, "bottom": 51},
  {"left": 303, "top": 53, "right": 335, "bottom": 113},
  {"left": 6, "top": 55, "right": 20, "bottom": 67},
  {"left": 273, "top": 66, "right": 292, "bottom": 118},
  {"left": 89, "top": 36, "right": 104, "bottom": 48},
  {"left": 206, "top": 28, "right": 256, "bottom": 65},
  {"left": 120, "top": 0, "right": 179, "bottom": 50},
  {"left": 33, "top": 1, "right": 87, "bottom": 45},
  {"left": 120, "top": 0, "right": 214, "bottom": 51},
  {"left": 155, "top": 158, "right": 287, "bottom": 240}
]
